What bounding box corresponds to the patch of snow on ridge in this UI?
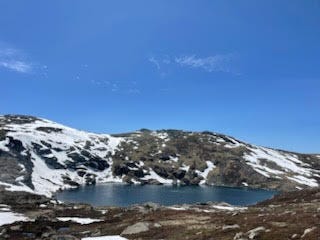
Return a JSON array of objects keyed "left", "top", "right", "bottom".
[
  {"left": 224, "top": 137, "right": 242, "bottom": 148},
  {"left": 151, "top": 131, "right": 170, "bottom": 142},
  {"left": 244, "top": 146, "right": 318, "bottom": 187},
  {"left": 3, "top": 118, "right": 124, "bottom": 160}
]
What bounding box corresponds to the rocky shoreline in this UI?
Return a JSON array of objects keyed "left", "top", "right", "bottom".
[{"left": 0, "top": 187, "right": 320, "bottom": 240}]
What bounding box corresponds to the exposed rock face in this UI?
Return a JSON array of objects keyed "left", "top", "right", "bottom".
[{"left": 0, "top": 114, "right": 319, "bottom": 196}]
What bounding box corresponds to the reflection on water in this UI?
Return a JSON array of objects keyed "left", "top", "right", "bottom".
[{"left": 56, "top": 184, "right": 277, "bottom": 207}]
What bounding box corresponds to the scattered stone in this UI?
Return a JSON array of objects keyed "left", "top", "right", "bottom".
[
  {"left": 153, "top": 223, "right": 162, "bottom": 228},
  {"left": 270, "top": 222, "right": 288, "bottom": 228},
  {"left": 301, "top": 227, "right": 317, "bottom": 238},
  {"left": 222, "top": 224, "right": 240, "bottom": 231},
  {"left": 9, "top": 225, "right": 21, "bottom": 231},
  {"left": 233, "top": 232, "right": 245, "bottom": 240},
  {"left": 247, "top": 226, "right": 266, "bottom": 239}
]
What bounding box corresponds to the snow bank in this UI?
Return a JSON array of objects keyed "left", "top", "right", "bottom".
[
  {"left": 141, "top": 168, "right": 173, "bottom": 184},
  {"left": 57, "top": 217, "right": 102, "bottom": 224},
  {"left": 244, "top": 146, "right": 318, "bottom": 187},
  {"left": 0, "top": 206, "right": 30, "bottom": 226},
  {"left": 82, "top": 236, "right": 128, "bottom": 240}
]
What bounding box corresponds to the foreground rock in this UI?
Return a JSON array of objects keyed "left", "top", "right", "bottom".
[{"left": 0, "top": 188, "right": 320, "bottom": 239}]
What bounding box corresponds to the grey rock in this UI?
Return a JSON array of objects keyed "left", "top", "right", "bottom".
[
  {"left": 121, "top": 222, "right": 150, "bottom": 235},
  {"left": 222, "top": 224, "right": 240, "bottom": 231}
]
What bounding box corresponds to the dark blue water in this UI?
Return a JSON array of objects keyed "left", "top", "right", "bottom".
[{"left": 56, "top": 184, "right": 277, "bottom": 207}]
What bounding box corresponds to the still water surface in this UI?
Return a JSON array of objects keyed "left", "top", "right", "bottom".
[{"left": 56, "top": 184, "right": 277, "bottom": 207}]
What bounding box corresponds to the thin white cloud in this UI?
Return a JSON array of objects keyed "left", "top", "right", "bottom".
[
  {"left": 0, "top": 47, "right": 33, "bottom": 73},
  {"left": 128, "top": 88, "right": 140, "bottom": 94},
  {"left": 148, "top": 57, "right": 160, "bottom": 70},
  {"left": 0, "top": 61, "right": 32, "bottom": 73},
  {"left": 148, "top": 54, "right": 234, "bottom": 74},
  {"left": 175, "top": 54, "right": 233, "bottom": 73}
]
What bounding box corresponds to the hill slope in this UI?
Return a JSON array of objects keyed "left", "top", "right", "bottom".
[{"left": 0, "top": 115, "right": 319, "bottom": 196}]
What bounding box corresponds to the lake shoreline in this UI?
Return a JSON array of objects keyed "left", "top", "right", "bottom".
[
  {"left": 55, "top": 183, "right": 278, "bottom": 207},
  {"left": 0, "top": 187, "right": 319, "bottom": 239}
]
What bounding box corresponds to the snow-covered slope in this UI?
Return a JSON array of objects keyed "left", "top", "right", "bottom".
[
  {"left": 0, "top": 115, "right": 319, "bottom": 196},
  {"left": 0, "top": 115, "right": 124, "bottom": 196}
]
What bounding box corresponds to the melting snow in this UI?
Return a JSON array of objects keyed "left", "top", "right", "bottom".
[
  {"left": 224, "top": 137, "right": 242, "bottom": 148},
  {"left": 0, "top": 117, "right": 125, "bottom": 196},
  {"left": 0, "top": 206, "right": 30, "bottom": 226},
  {"left": 197, "top": 161, "right": 215, "bottom": 184},
  {"left": 212, "top": 205, "right": 247, "bottom": 211},
  {"left": 0, "top": 137, "right": 9, "bottom": 151},
  {"left": 82, "top": 236, "right": 128, "bottom": 240},
  {"left": 287, "top": 175, "right": 318, "bottom": 188},
  {"left": 141, "top": 168, "right": 173, "bottom": 184},
  {"left": 244, "top": 146, "right": 318, "bottom": 187},
  {"left": 167, "top": 207, "right": 187, "bottom": 211},
  {"left": 57, "top": 217, "right": 102, "bottom": 224}
]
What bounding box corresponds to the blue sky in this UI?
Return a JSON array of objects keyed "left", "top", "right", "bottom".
[{"left": 1, "top": 1, "right": 320, "bottom": 153}]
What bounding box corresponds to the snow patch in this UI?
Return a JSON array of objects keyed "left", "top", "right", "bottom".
[
  {"left": 57, "top": 217, "right": 102, "bottom": 224},
  {"left": 244, "top": 146, "right": 318, "bottom": 187},
  {"left": 82, "top": 236, "right": 128, "bottom": 240},
  {"left": 141, "top": 168, "right": 173, "bottom": 184},
  {"left": 211, "top": 205, "right": 247, "bottom": 211},
  {"left": 0, "top": 137, "right": 10, "bottom": 151},
  {"left": 0, "top": 211, "right": 30, "bottom": 226},
  {"left": 197, "top": 161, "right": 215, "bottom": 184}
]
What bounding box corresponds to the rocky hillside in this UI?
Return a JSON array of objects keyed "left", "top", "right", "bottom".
[{"left": 0, "top": 115, "right": 319, "bottom": 196}]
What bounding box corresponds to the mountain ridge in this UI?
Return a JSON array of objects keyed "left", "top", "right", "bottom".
[{"left": 0, "top": 114, "right": 319, "bottom": 197}]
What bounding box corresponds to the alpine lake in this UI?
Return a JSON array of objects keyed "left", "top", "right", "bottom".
[{"left": 56, "top": 184, "right": 277, "bottom": 207}]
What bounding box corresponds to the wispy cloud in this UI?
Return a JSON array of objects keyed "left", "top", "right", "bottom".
[
  {"left": 148, "top": 53, "right": 235, "bottom": 74},
  {"left": 175, "top": 54, "right": 233, "bottom": 73},
  {"left": 0, "top": 61, "right": 32, "bottom": 73},
  {"left": 148, "top": 57, "right": 160, "bottom": 70},
  {"left": 90, "top": 80, "right": 140, "bottom": 94},
  {"left": 0, "top": 47, "right": 33, "bottom": 73}
]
